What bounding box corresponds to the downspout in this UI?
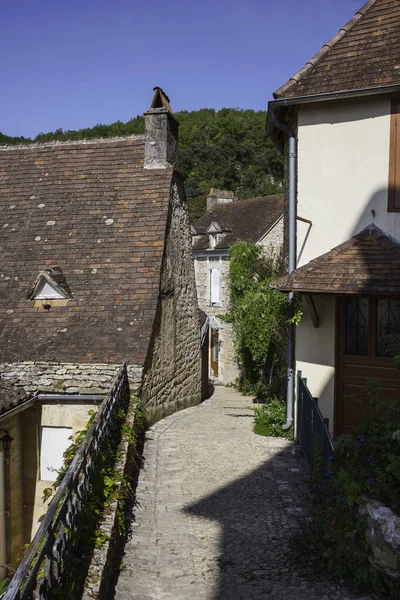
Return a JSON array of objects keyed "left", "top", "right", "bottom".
[{"left": 269, "top": 110, "right": 296, "bottom": 430}]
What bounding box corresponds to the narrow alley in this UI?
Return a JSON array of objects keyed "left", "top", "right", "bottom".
[{"left": 115, "top": 387, "right": 371, "bottom": 600}]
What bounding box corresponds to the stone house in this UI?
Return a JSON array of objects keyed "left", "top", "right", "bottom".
[
  {"left": 192, "top": 191, "right": 284, "bottom": 384},
  {"left": 0, "top": 87, "right": 202, "bottom": 570},
  {"left": 268, "top": 0, "right": 400, "bottom": 435},
  {"left": 0, "top": 87, "right": 201, "bottom": 425}
]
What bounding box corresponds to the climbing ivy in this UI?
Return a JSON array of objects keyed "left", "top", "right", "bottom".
[{"left": 226, "top": 241, "right": 290, "bottom": 397}]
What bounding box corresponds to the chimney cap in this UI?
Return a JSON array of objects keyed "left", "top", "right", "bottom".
[
  {"left": 150, "top": 87, "right": 173, "bottom": 114},
  {"left": 207, "top": 188, "right": 238, "bottom": 200}
]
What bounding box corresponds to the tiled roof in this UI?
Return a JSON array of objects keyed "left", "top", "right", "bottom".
[
  {"left": 0, "top": 380, "right": 31, "bottom": 417},
  {"left": 192, "top": 195, "right": 284, "bottom": 251},
  {"left": 0, "top": 136, "right": 173, "bottom": 365},
  {"left": 274, "top": 0, "right": 400, "bottom": 100},
  {"left": 272, "top": 224, "right": 400, "bottom": 294}
]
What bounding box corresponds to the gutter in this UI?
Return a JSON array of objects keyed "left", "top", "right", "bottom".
[
  {"left": 0, "top": 392, "right": 104, "bottom": 422},
  {"left": 37, "top": 393, "right": 104, "bottom": 402}
]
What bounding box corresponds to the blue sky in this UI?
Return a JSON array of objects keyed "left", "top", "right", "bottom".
[{"left": 1, "top": 0, "right": 362, "bottom": 138}]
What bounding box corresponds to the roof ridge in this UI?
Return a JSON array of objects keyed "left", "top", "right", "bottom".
[
  {"left": 273, "top": 0, "right": 379, "bottom": 99},
  {"left": 0, "top": 134, "right": 145, "bottom": 152}
]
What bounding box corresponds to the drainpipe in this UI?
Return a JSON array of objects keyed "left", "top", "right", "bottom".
[
  {"left": 269, "top": 110, "right": 296, "bottom": 431},
  {"left": 0, "top": 450, "right": 6, "bottom": 580}
]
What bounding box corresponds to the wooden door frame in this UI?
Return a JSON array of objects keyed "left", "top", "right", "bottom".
[
  {"left": 210, "top": 327, "right": 219, "bottom": 377},
  {"left": 334, "top": 294, "right": 400, "bottom": 437}
]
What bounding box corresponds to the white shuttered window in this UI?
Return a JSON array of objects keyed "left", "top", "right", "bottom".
[{"left": 210, "top": 268, "right": 220, "bottom": 305}]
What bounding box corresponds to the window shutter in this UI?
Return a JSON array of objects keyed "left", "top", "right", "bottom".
[
  {"left": 210, "top": 269, "right": 220, "bottom": 305},
  {"left": 388, "top": 99, "right": 400, "bottom": 211}
]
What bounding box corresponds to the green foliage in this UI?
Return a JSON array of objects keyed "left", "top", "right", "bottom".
[
  {"left": 1, "top": 108, "right": 283, "bottom": 222},
  {"left": 305, "top": 359, "right": 400, "bottom": 597},
  {"left": 254, "top": 398, "right": 293, "bottom": 439},
  {"left": 0, "top": 577, "right": 9, "bottom": 596},
  {"left": 227, "top": 241, "right": 288, "bottom": 396},
  {"left": 29, "top": 395, "right": 145, "bottom": 595}
]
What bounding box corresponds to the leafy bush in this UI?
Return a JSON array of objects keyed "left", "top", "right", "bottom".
[
  {"left": 306, "top": 374, "right": 400, "bottom": 597},
  {"left": 254, "top": 398, "right": 293, "bottom": 440},
  {"left": 227, "top": 241, "right": 291, "bottom": 397}
]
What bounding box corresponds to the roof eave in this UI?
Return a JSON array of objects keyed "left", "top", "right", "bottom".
[{"left": 267, "top": 83, "right": 400, "bottom": 143}]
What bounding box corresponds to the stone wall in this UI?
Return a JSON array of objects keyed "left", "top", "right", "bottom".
[
  {"left": 259, "top": 216, "right": 284, "bottom": 255},
  {"left": 360, "top": 499, "right": 400, "bottom": 579},
  {"left": 0, "top": 362, "right": 143, "bottom": 394},
  {"left": 195, "top": 255, "right": 230, "bottom": 314},
  {"left": 141, "top": 178, "right": 202, "bottom": 423}
]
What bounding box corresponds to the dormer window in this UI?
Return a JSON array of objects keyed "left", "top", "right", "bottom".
[
  {"left": 28, "top": 267, "right": 71, "bottom": 304},
  {"left": 209, "top": 234, "right": 217, "bottom": 249}
]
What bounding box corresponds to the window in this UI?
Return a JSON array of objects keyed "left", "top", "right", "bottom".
[
  {"left": 40, "top": 426, "right": 73, "bottom": 481},
  {"left": 388, "top": 99, "right": 400, "bottom": 211},
  {"left": 209, "top": 268, "right": 220, "bottom": 306},
  {"left": 344, "top": 297, "right": 400, "bottom": 358}
]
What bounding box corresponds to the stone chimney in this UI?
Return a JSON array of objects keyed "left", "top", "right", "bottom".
[
  {"left": 206, "top": 189, "right": 238, "bottom": 210},
  {"left": 143, "top": 87, "right": 179, "bottom": 169}
]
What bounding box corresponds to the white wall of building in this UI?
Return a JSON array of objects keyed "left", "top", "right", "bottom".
[
  {"left": 295, "top": 96, "right": 398, "bottom": 430},
  {"left": 296, "top": 295, "right": 336, "bottom": 432},
  {"left": 297, "top": 96, "right": 397, "bottom": 268}
]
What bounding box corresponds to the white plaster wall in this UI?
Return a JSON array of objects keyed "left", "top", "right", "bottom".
[
  {"left": 297, "top": 96, "right": 399, "bottom": 268},
  {"left": 296, "top": 295, "right": 336, "bottom": 432}
]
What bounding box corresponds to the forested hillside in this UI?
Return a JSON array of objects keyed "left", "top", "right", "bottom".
[{"left": 0, "top": 108, "right": 283, "bottom": 221}]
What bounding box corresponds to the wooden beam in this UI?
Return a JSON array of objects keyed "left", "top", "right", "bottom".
[{"left": 305, "top": 294, "right": 319, "bottom": 328}]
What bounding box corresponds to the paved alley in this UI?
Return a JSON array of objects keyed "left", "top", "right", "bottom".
[{"left": 115, "top": 387, "right": 372, "bottom": 600}]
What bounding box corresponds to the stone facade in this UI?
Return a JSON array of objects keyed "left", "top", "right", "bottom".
[
  {"left": 0, "top": 362, "right": 143, "bottom": 395},
  {"left": 259, "top": 215, "right": 284, "bottom": 255},
  {"left": 193, "top": 215, "right": 285, "bottom": 385},
  {"left": 194, "top": 254, "right": 240, "bottom": 385},
  {"left": 141, "top": 179, "right": 202, "bottom": 423}
]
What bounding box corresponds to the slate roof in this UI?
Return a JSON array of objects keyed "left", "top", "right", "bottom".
[
  {"left": 0, "top": 136, "right": 173, "bottom": 365},
  {"left": 0, "top": 380, "right": 31, "bottom": 417},
  {"left": 274, "top": 0, "right": 400, "bottom": 100},
  {"left": 272, "top": 224, "right": 400, "bottom": 294},
  {"left": 192, "top": 195, "right": 284, "bottom": 251}
]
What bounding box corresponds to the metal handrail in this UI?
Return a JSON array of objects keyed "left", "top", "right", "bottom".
[{"left": 4, "top": 364, "right": 129, "bottom": 600}]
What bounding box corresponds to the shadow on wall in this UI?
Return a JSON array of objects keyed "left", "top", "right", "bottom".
[{"left": 184, "top": 441, "right": 342, "bottom": 600}]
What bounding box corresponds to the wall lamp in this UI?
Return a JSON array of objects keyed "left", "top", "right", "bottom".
[{"left": 0, "top": 429, "right": 13, "bottom": 453}]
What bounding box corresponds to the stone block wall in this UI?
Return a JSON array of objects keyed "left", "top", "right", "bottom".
[
  {"left": 0, "top": 362, "right": 143, "bottom": 394},
  {"left": 194, "top": 254, "right": 240, "bottom": 384},
  {"left": 195, "top": 255, "right": 231, "bottom": 314},
  {"left": 259, "top": 216, "right": 284, "bottom": 256},
  {"left": 142, "top": 178, "right": 202, "bottom": 423}
]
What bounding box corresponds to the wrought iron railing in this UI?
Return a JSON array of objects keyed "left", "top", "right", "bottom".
[
  {"left": 296, "top": 370, "right": 334, "bottom": 472},
  {"left": 5, "top": 364, "right": 129, "bottom": 600}
]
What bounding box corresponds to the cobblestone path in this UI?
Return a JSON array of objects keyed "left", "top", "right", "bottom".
[{"left": 115, "top": 387, "right": 372, "bottom": 600}]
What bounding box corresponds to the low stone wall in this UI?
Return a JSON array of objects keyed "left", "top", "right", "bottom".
[
  {"left": 360, "top": 499, "right": 400, "bottom": 579},
  {"left": 82, "top": 400, "right": 145, "bottom": 600},
  {"left": 0, "top": 362, "right": 143, "bottom": 394}
]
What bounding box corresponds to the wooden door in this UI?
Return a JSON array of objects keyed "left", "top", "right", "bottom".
[
  {"left": 336, "top": 296, "right": 400, "bottom": 436},
  {"left": 210, "top": 328, "right": 219, "bottom": 377}
]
